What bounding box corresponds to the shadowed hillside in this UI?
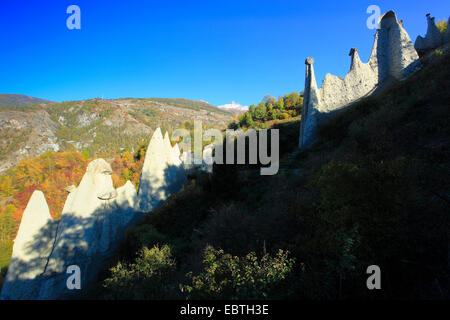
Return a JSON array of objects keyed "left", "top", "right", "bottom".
[{"left": 88, "top": 50, "right": 450, "bottom": 300}]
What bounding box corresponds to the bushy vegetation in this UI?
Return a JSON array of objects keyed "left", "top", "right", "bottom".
[
  {"left": 103, "top": 245, "right": 177, "bottom": 299},
  {"left": 436, "top": 19, "right": 448, "bottom": 35},
  {"left": 0, "top": 240, "right": 12, "bottom": 290},
  {"left": 181, "top": 247, "right": 295, "bottom": 300},
  {"left": 0, "top": 128, "right": 32, "bottom": 160}
]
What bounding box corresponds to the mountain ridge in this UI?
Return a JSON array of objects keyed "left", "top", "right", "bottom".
[{"left": 0, "top": 94, "right": 53, "bottom": 108}]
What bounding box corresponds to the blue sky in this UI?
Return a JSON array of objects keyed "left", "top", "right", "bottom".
[{"left": 0, "top": 0, "right": 449, "bottom": 106}]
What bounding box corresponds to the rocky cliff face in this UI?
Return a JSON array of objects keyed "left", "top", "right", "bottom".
[
  {"left": 0, "top": 109, "right": 60, "bottom": 172},
  {"left": 299, "top": 12, "right": 450, "bottom": 150},
  {"left": 415, "top": 14, "right": 450, "bottom": 55},
  {"left": 299, "top": 10, "right": 421, "bottom": 148}
]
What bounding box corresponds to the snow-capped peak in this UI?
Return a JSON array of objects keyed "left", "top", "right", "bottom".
[{"left": 217, "top": 101, "right": 249, "bottom": 111}]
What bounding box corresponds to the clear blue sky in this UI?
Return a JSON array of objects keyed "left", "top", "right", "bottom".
[{"left": 0, "top": 0, "right": 449, "bottom": 106}]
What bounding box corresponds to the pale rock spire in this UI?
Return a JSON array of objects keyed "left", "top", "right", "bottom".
[
  {"left": 349, "top": 48, "right": 362, "bottom": 71},
  {"left": 0, "top": 191, "right": 57, "bottom": 299},
  {"left": 137, "top": 127, "right": 167, "bottom": 212},
  {"left": 163, "top": 131, "right": 172, "bottom": 157},
  {"left": 138, "top": 128, "right": 186, "bottom": 212},
  {"left": 299, "top": 57, "right": 321, "bottom": 148},
  {"left": 415, "top": 13, "right": 445, "bottom": 53},
  {"left": 171, "top": 143, "right": 182, "bottom": 166},
  {"left": 444, "top": 17, "right": 450, "bottom": 44}
]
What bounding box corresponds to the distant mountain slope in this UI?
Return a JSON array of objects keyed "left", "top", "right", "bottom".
[
  {"left": 117, "top": 98, "right": 232, "bottom": 115},
  {"left": 0, "top": 94, "right": 53, "bottom": 108},
  {"left": 0, "top": 97, "right": 234, "bottom": 173}
]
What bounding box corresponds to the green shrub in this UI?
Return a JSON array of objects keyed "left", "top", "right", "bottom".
[
  {"left": 436, "top": 19, "right": 447, "bottom": 35},
  {"left": 280, "top": 112, "right": 290, "bottom": 120},
  {"left": 181, "top": 246, "right": 295, "bottom": 299},
  {"left": 0, "top": 240, "right": 12, "bottom": 292},
  {"left": 103, "top": 245, "right": 176, "bottom": 299},
  {"left": 434, "top": 49, "right": 444, "bottom": 57},
  {"left": 0, "top": 240, "right": 13, "bottom": 269}
]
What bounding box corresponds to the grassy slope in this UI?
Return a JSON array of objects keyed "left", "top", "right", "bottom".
[{"left": 94, "top": 52, "right": 450, "bottom": 300}]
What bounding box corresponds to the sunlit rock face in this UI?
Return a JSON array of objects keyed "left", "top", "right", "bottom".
[
  {"left": 138, "top": 128, "right": 186, "bottom": 212},
  {"left": 163, "top": 132, "right": 172, "bottom": 159},
  {"left": 137, "top": 128, "right": 167, "bottom": 212},
  {"left": 0, "top": 191, "right": 57, "bottom": 300},
  {"left": 116, "top": 180, "right": 138, "bottom": 214},
  {"left": 299, "top": 10, "right": 420, "bottom": 148},
  {"left": 170, "top": 143, "right": 182, "bottom": 167}
]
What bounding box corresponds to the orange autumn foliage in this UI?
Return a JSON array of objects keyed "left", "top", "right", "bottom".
[{"left": 3, "top": 152, "right": 89, "bottom": 221}]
